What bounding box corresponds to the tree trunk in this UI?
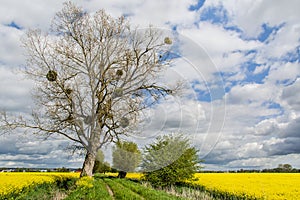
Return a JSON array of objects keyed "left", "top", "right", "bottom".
[
  {"left": 117, "top": 171, "right": 127, "bottom": 178},
  {"left": 80, "top": 151, "right": 96, "bottom": 177}
]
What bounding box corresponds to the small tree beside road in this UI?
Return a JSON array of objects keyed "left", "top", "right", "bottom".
[
  {"left": 112, "top": 141, "right": 141, "bottom": 178},
  {"left": 142, "top": 134, "right": 202, "bottom": 187}
]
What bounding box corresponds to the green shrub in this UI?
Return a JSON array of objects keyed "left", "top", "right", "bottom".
[{"left": 142, "top": 134, "right": 202, "bottom": 188}]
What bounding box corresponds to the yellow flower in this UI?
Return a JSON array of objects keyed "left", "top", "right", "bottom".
[
  {"left": 0, "top": 172, "right": 79, "bottom": 196},
  {"left": 192, "top": 173, "right": 300, "bottom": 199},
  {"left": 76, "top": 176, "right": 94, "bottom": 188}
]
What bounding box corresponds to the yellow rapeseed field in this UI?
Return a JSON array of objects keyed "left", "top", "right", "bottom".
[
  {"left": 123, "top": 172, "right": 142, "bottom": 179},
  {"left": 193, "top": 173, "right": 300, "bottom": 200},
  {"left": 116, "top": 172, "right": 300, "bottom": 199},
  {"left": 105, "top": 172, "right": 141, "bottom": 179},
  {"left": 2, "top": 172, "right": 299, "bottom": 199},
  {"left": 0, "top": 172, "right": 79, "bottom": 197}
]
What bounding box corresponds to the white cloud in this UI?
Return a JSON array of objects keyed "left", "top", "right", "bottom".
[
  {"left": 0, "top": 25, "right": 25, "bottom": 66},
  {"left": 0, "top": 0, "right": 68, "bottom": 29},
  {"left": 217, "top": 0, "right": 300, "bottom": 37},
  {"left": 0, "top": 132, "right": 83, "bottom": 168},
  {"left": 226, "top": 83, "right": 279, "bottom": 104},
  {"left": 134, "top": 96, "right": 209, "bottom": 138},
  {"left": 281, "top": 78, "right": 300, "bottom": 113},
  {"left": 127, "top": 0, "right": 198, "bottom": 27},
  {"left": 253, "top": 64, "right": 269, "bottom": 74},
  {"left": 179, "top": 22, "right": 261, "bottom": 72},
  {"left": 0, "top": 67, "right": 33, "bottom": 112},
  {"left": 252, "top": 119, "right": 279, "bottom": 136},
  {"left": 263, "top": 24, "right": 300, "bottom": 58},
  {"left": 0, "top": 0, "right": 193, "bottom": 29}
]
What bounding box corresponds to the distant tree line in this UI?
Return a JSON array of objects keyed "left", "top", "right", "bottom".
[
  {"left": 0, "top": 167, "right": 81, "bottom": 172},
  {"left": 201, "top": 164, "right": 300, "bottom": 173},
  {"left": 261, "top": 164, "right": 299, "bottom": 173}
]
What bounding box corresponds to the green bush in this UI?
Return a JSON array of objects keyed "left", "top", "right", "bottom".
[
  {"left": 142, "top": 134, "right": 202, "bottom": 188},
  {"left": 112, "top": 141, "right": 141, "bottom": 178}
]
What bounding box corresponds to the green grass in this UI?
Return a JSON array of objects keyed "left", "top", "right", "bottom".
[
  {"left": 65, "top": 178, "right": 112, "bottom": 200},
  {"left": 115, "top": 178, "right": 187, "bottom": 200},
  {"left": 104, "top": 178, "right": 143, "bottom": 200}
]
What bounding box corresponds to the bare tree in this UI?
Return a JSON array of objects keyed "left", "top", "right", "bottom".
[{"left": 0, "top": 2, "right": 177, "bottom": 177}]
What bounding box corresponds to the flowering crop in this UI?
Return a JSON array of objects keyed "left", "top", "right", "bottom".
[
  {"left": 0, "top": 172, "right": 79, "bottom": 197},
  {"left": 111, "top": 172, "right": 300, "bottom": 199},
  {"left": 124, "top": 172, "right": 142, "bottom": 179},
  {"left": 8, "top": 172, "right": 295, "bottom": 199},
  {"left": 75, "top": 176, "right": 94, "bottom": 188},
  {"left": 193, "top": 173, "right": 300, "bottom": 199}
]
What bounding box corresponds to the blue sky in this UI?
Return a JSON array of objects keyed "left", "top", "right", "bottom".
[{"left": 0, "top": 0, "right": 300, "bottom": 170}]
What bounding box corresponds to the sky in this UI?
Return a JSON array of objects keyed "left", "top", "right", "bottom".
[{"left": 0, "top": 0, "right": 300, "bottom": 171}]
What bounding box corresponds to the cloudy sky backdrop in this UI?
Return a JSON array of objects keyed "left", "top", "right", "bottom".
[{"left": 0, "top": 0, "right": 300, "bottom": 170}]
